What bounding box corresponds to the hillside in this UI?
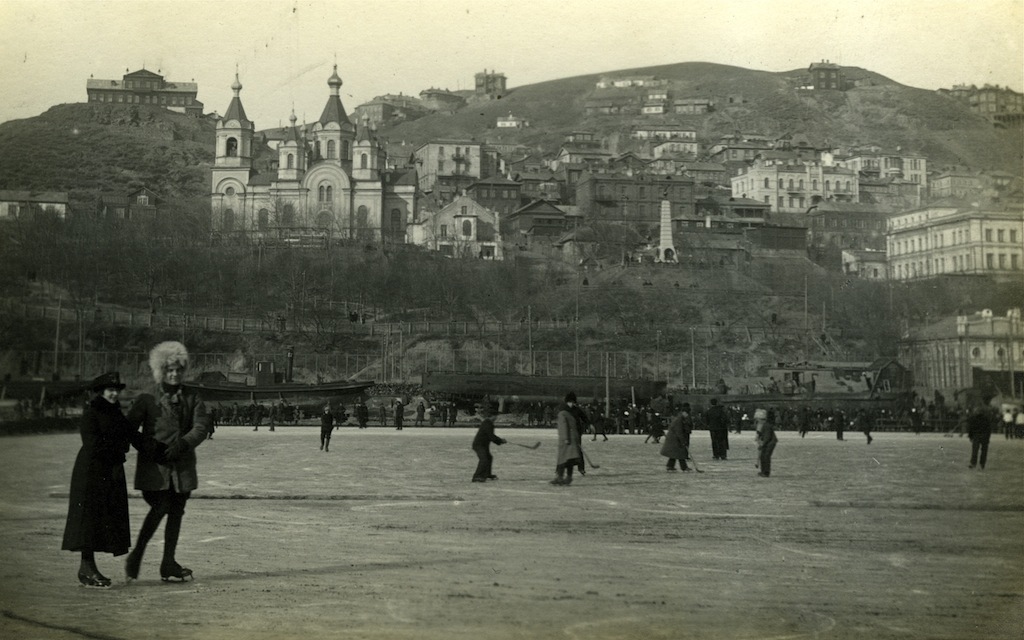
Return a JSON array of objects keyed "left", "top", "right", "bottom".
[
  {"left": 0, "top": 62, "right": 1018, "bottom": 213},
  {"left": 0, "top": 103, "right": 215, "bottom": 212},
  {"left": 385, "top": 61, "right": 1022, "bottom": 172}
]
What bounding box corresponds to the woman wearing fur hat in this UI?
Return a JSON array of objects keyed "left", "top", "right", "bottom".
[
  {"left": 125, "top": 341, "right": 212, "bottom": 582},
  {"left": 62, "top": 372, "right": 165, "bottom": 588}
]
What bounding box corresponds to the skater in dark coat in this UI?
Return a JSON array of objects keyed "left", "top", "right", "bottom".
[
  {"left": 125, "top": 341, "right": 211, "bottom": 583},
  {"left": 755, "top": 408, "right": 778, "bottom": 477},
  {"left": 706, "top": 398, "right": 730, "bottom": 460},
  {"left": 319, "top": 405, "right": 335, "bottom": 451},
  {"left": 661, "top": 404, "right": 692, "bottom": 471},
  {"left": 355, "top": 400, "right": 369, "bottom": 429},
  {"left": 471, "top": 419, "right": 506, "bottom": 482},
  {"left": 551, "top": 393, "right": 583, "bottom": 485},
  {"left": 966, "top": 401, "right": 994, "bottom": 469},
  {"left": 62, "top": 372, "right": 164, "bottom": 588}
]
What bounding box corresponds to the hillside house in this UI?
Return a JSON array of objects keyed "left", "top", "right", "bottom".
[
  {"left": 631, "top": 124, "right": 697, "bottom": 140},
  {"left": 505, "top": 199, "right": 568, "bottom": 243},
  {"left": 673, "top": 98, "right": 712, "bottom": 114},
  {"left": 515, "top": 170, "right": 565, "bottom": 204},
  {"left": 96, "top": 188, "right": 160, "bottom": 222},
  {"left": 407, "top": 194, "right": 503, "bottom": 260},
  {"left": 653, "top": 139, "right": 700, "bottom": 158},
  {"left": 466, "top": 175, "right": 521, "bottom": 215},
  {"left": 807, "top": 61, "right": 846, "bottom": 91},
  {"left": 842, "top": 249, "right": 888, "bottom": 280},
  {"left": 0, "top": 191, "right": 69, "bottom": 222},
  {"left": 496, "top": 112, "right": 528, "bottom": 128},
  {"left": 641, "top": 100, "right": 668, "bottom": 115}
]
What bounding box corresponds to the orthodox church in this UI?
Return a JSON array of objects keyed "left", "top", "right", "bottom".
[{"left": 210, "top": 66, "right": 417, "bottom": 242}]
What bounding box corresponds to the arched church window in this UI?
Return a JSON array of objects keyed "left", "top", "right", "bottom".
[
  {"left": 326, "top": 186, "right": 333, "bottom": 202},
  {"left": 462, "top": 220, "right": 473, "bottom": 237},
  {"left": 360, "top": 154, "right": 368, "bottom": 169},
  {"left": 316, "top": 211, "right": 333, "bottom": 229},
  {"left": 287, "top": 154, "right": 294, "bottom": 169},
  {"left": 327, "top": 140, "right": 336, "bottom": 159},
  {"left": 258, "top": 209, "right": 269, "bottom": 230},
  {"left": 222, "top": 209, "right": 234, "bottom": 232},
  {"left": 342, "top": 141, "right": 350, "bottom": 159},
  {"left": 319, "top": 186, "right": 325, "bottom": 202},
  {"left": 226, "top": 137, "right": 238, "bottom": 157},
  {"left": 225, "top": 187, "right": 235, "bottom": 196},
  {"left": 282, "top": 204, "right": 295, "bottom": 226}
]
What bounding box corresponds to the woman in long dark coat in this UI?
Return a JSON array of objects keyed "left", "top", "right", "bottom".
[
  {"left": 62, "top": 372, "right": 157, "bottom": 588},
  {"left": 661, "top": 404, "right": 693, "bottom": 471}
]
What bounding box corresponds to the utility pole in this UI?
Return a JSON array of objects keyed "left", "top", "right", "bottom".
[
  {"left": 690, "top": 326, "right": 696, "bottom": 388},
  {"left": 528, "top": 305, "right": 534, "bottom": 375},
  {"left": 53, "top": 297, "right": 61, "bottom": 379}
]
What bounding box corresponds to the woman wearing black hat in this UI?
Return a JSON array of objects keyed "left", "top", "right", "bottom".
[{"left": 62, "top": 372, "right": 164, "bottom": 587}]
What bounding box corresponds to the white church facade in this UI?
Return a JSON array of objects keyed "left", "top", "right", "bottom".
[{"left": 210, "top": 67, "right": 417, "bottom": 243}]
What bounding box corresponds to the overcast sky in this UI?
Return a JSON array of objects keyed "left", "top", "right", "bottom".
[{"left": 1, "top": 0, "right": 1022, "bottom": 128}]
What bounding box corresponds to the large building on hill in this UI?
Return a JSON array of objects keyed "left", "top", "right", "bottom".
[
  {"left": 575, "top": 172, "right": 696, "bottom": 227},
  {"left": 730, "top": 157, "right": 859, "bottom": 213},
  {"left": 209, "top": 67, "right": 416, "bottom": 244},
  {"left": 87, "top": 68, "right": 203, "bottom": 115},
  {"left": 886, "top": 201, "right": 1024, "bottom": 282},
  {"left": 475, "top": 70, "right": 507, "bottom": 98}
]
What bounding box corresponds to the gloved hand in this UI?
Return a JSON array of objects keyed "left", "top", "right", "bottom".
[
  {"left": 135, "top": 436, "right": 167, "bottom": 461},
  {"left": 498, "top": 438, "right": 507, "bottom": 445},
  {"left": 163, "top": 439, "right": 191, "bottom": 463}
]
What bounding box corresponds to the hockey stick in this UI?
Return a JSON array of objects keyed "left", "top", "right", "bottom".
[
  {"left": 508, "top": 441, "right": 541, "bottom": 450},
  {"left": 582, "top": 449, "right": 600, "bottom": 469},
  {"left": 686, "top": 455, "right": 705, "bottom": 473}
]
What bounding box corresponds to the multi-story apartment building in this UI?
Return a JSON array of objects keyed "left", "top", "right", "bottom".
[
  {"left": 807, "top": 202, "right": 891, "bottom": 251},
  {"left": 575, "top": 172, "right": 695, "bottom": 227},
  {"left": 467, "top": 176, "right": 521, "bottom": 215},
  {"left": 941, "top": 84, "right": 1024, "bottom": 128},
  {"left": 930, "top": 171, "right": 984, "bottom": 200},
  {"left": 413, "top": 140, "right": 489, "bottom": 193},
  {"left": 886, "top": 202, "right": 1024, "bottom": 282},
  {"left": 87, "top": 68, "right": 203, "bottom": 115},
  {"left": 839, "top": 146, "right": 928, "bottom": 192},
  {"left": 731, "top": 157, "right": 859, "bottom": 213}
]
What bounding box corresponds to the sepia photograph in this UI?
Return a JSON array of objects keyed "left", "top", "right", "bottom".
[{"left": 0, "top": 0, "right": 1021, "bottom": 638}]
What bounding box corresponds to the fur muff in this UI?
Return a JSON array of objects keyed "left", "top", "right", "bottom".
[{"left": 149, "top": 341, "right": 189, "bottom": 384}]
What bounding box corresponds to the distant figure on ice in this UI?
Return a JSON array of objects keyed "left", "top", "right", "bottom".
[{"left": 550, "top": 392, "right": 583, "bottom": 486}]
